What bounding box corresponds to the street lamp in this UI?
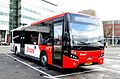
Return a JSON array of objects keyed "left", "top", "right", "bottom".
[{"left": 112, "top": 20, "right": 114, "bottom": 46}]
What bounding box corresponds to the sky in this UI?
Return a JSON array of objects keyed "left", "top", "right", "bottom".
[{"left": 47, "top": 0, "right": 120, "bottom": 21}]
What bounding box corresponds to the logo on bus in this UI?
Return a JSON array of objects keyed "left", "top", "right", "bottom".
[{"left": 27, "top": 47, "right": 34, "bottom": 53}]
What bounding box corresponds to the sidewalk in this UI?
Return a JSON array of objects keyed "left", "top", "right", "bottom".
[
  {"left": 0, "top": 45, "right": 10, "bottom": 48},
  {"left": 105, "top": 56, "right": 120, "bottom": 60},
  {"left": 0, "top": 45, "right": 10, "bottom": 54},
  {"left": 106, "top": 45, "right": 120, "bottom": 48}
]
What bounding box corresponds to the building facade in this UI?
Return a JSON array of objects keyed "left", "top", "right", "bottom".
[
  {"left": 103, "top": 20, "right": 120, "bottom": 45},
  {"left": 78, "top": 9, "right": 96, "bottom": 17},
  {"left": 0, "top": 0, "right": 9, "bottom": 44},
  {"left": 9, "top": 0, "right": 61, "bottom": 30},
  {"left": 0, "top": 0, "right": 60, "bottom": 44}
]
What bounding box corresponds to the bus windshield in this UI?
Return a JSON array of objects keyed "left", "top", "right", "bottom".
[{"left": 69, "top": 14, "right": 104, "bottom": 46}]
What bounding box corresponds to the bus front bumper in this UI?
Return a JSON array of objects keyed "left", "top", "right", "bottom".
[{"left": 62, "top": 55, "right": 104, "bottom": 68}]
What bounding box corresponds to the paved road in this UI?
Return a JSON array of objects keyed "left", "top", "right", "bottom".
[
  {"left": 0, "top": 54, "right": 46, "bottom": 79},
  {"left": 105, "top": 46, "right": 120, "bottom": 59},
  {"left": 0, "top": 46, "right": 120, "bottom": 79},
  {"left": 0, "top": 46, "right": 10, "bottom": 54},
  {"left": 0, "top": 46, "right": 48, "bottom": 79}
]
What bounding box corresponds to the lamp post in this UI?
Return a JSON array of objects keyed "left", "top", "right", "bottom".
[{"left": 112, "top": 20, "right": 114, "bottom": 46}]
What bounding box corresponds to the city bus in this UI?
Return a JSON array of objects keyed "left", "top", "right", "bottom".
[{"left": 10, "top": 13, "right": 104, "bottom": 69}]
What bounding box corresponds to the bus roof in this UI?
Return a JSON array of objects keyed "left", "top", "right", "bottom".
[
  {"left": 31, "top": 12, "right": 96, "bottom": 26},
  {"left": 31, "top": 13, "right": 66, "bottom": 26},
  {"left": 11, "top": 25, "right": 50, "bottom": 33}
]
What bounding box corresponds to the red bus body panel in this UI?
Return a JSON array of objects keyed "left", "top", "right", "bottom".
[
  {"left": 63, "top": 50, "right": 104, "bottom": 68},
  {"left": 39, "top": 45, "right": 52, "bottom": 65},
  {"left": 63, "top": 55, "right": 79, "bottom": 68},
  {"left": 39, "top": 45, "right": 104, "bottom": 68}
]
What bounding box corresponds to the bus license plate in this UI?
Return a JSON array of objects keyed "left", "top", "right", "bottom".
[{"left": 85, "top": 62, "right": 92, "bottom": 65}]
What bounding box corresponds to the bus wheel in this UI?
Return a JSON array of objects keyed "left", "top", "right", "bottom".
[{"left": 40, "top": 52, "right": 48, "bottom": 66}]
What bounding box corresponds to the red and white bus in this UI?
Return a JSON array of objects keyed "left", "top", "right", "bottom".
[{"left": 10, "top": 13, "right": 104, "bottom": 68}]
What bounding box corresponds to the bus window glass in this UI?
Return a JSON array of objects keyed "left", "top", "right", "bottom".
[
  {"left": 54, "top": 23, "right": 63, "bottom": 45},
  {"left": 69, "top": 14, "right": 104, "bottom": 46}
]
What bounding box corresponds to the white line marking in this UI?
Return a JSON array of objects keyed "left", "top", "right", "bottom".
[
  {"left": 5, "top": 54, "right": 120, "bottom": 79},
  {"left": 105, "top": 58, "right": 120, "bottom": 61},
  {"left": 35, "top": 67, "right": 42, "bottom": 69},
  {"left": 112, "top": 65, "right": 120, "bottom": 68},
  {"left": 87, "top": 65, "right": 120, "bottom": 75},
  {"left": 44, "top": 64, "right": 120, "bottom": 78},
  {"left": 44, "top": 68, "right": 104, "bottom": 78},
  {"left": 5, "top": 53, "right": 58, "bottom": 79}
]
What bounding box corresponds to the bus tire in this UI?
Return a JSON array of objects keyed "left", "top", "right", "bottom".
[{"left": 40, "top": 52, "right": 48, "bottom": 67}]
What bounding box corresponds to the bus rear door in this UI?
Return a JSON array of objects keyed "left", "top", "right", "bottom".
[{"left": 20, "top": 31, "right": 25, "bottom": 54}]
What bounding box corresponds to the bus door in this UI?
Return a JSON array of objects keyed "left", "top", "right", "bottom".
[
  {"left": 53, "top": 21, "right": 63, "bottom": 67},
  {"left": 20, "top": 31, "right": 25, "bottom": 54}
]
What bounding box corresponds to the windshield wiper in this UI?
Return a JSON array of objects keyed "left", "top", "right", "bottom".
[
  {"left": 77, "top": 41, "right": 90, "bottom": 45},
  {"left": 72, "top": 45, "right": 104, "bottom": 50},
  {"left": 72, "top": 40, "right": 89, "bottom": 45}
]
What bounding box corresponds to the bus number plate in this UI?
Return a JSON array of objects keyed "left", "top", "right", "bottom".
[{"left": 85, "top": 62, "right": 92, "bottom": 65}]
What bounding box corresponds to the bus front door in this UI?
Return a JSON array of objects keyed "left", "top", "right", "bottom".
[{"left": 53, "top": 22, "right": 63, "bottom": 67}]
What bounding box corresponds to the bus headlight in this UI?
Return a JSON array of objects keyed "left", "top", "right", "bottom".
[
  {"left": 64, "top": 50, "right": 78, "bottom": 59},
  {"left": 70, "top": 54, "right": 78, "bottom": 59}
]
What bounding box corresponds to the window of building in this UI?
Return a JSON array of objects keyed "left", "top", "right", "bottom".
[
  {"left": 22, "top": 7, "right": 41, "bottom": 15},
  {"left": 0, "top": 11, "right": 9, "bottom": 16},
  {"left": 0, "top": 30, "right": 6, "bottom": 42},
  {"left": 0, "top": 20, "right": 9, "bottom": 25},
  {"left": 21, "top": 15, "right": 38, "bottom": 21}
]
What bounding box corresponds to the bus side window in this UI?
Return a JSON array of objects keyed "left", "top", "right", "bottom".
[
  {"left": 30, "top": 33, "right": 38, "bottom": 45},
  {"left": 40, "top": 34, "right": 45, "bottom": 44},
  {"left": 40, "top": 34, "right": 52, "bottom": 45},
  {"left": 13, "top": 31, "right": 20, "bottom": 43}
]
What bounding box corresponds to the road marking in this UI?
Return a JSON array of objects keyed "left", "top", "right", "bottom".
[
  {"left": 45, "top": 58, "right": 120, "bottom": 78},
  {"left": 97, "top": 74, "right": 110, "bottom": 79},
  {"left": 44, "top": 64, "right": 120, "bottom": 78},
  {"left": 4, "top": 54, "right": 120, "bottom": 79},
  {"left": 44, "top": 68, "right": 104, "bottom": 78},
  {"left": 5, "top": 53, "right": 58, "bottom": 79},
  {"left": 88, "top": 65, "right": 120, "bottom": 74},
  {"left": 112, "top": 64, "right": 120, "bottom": 68},
  {"left": 105, "top": 58, "right": 120, "bottom": 62}
]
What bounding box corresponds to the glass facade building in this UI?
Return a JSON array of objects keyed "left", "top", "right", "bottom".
[
  {"left": 9, "top": 0, "right": 61, "bottom": 30},
  {"left": 1, "top": 0, "right": 61, "bottom": 44}
]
